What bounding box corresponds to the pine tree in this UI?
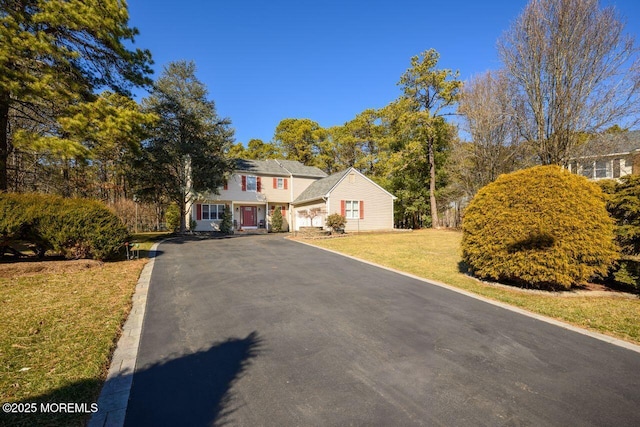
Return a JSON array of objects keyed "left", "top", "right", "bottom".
[
  {"left": 136, "top": 61, "right": 234, "bottom": 232},
  {"left": 0, "top": 0, "right": 153, "bottom": 191}
]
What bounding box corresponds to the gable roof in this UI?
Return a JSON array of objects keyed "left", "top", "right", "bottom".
[
  {"left": 571, "top": 130, "right": 640, "bottom": 159},
  {"left": 293, "top": 169, "right": 351, "bottom": 204},
  {"left": 234, "top": 159, "right": 327, "bottom": 178},
  {"left": 293, "top": 167, "right": 396, "bottom": 204}
]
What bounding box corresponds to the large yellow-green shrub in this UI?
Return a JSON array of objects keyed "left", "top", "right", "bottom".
[{"left": 461, "top": 166, "right": 618, "bottom": 289}]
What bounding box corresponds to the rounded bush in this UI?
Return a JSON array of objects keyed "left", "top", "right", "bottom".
[
  {"left": 461, "top": 165, "right": 618, "bottom": 289},
  {"left": 0, "top": 193, "right": 129, "bottom": 260}
]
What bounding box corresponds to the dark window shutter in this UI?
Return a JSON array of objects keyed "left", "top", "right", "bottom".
[
  {"left": 241, "top": 175, "right": 246, "bottom": 191},
  {"left": 281, "top": 205, "right": 286, "bottom": 216},
  {"left": 223, "top": 180, "right": 228, "bottom": 190},
  {"left": 196, "top": 204, "right": 202, "bottom": 220},
  {"left": 257, "top": 176, "right": 262, "bottom": 192},
  {"left": 273, "top": 177, "right": 277, "bottom": 188},
  {"left": 360, "top": 200, "right": 364, "bottom": 219},
  {"left": 341, "top": 200, "right": 346, "bottom": 216},
  {"left": 284, "top": 179, "right": 288, "bottom": 190}
]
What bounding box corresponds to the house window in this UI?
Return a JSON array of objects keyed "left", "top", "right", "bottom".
[
  {"left": 581, "top": 162, "right": 594, "bottom": 179},
  {"left": 246, "top": 176, "right": 257, "bottom": 192},
  {"left": 345, "top": 200, "right": 359, "bottom": 219},
  {"left": 595, "top": 160, "right": 611, "bottom": 178},
  {"left": 201, "top": 204, "right": 226, "bottom": 220},
  {"left": 277, "top": 177, "right": 284, "bottom": 189}
]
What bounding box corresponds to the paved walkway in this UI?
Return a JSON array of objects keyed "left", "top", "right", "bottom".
[{"left": 98, "top": 235, "right": 640, "bottom": 426}]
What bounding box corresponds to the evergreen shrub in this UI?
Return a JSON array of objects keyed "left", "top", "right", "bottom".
[
  {"left": 271, "top": 207, "right": 284, "bottom": 232},
  {"left": 598, "top": 175, "right": 640, "bottom": 255},
  {"left": 0, "top": 193, "right": 129, "bottom": 260},
  {"left": 220, "top": 205, "right": 233, "bottom": 234},
  {"left": 461, "top": 166, "right": 618, "bottom": 289},
  {"left": 598, "top": 176, "right": 640, "bottom": 292},
  {"left": 165, "top": 203, "right": 180, "bottom": 232},
  {"left": 326, "top": 213, "right": 347, "bottom": 233}
]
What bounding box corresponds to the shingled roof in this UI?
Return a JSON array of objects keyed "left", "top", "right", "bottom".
[
  {"left": 293, "top": 169, "right": 352, "bottom": 204},
  {"left": 571, "top": 130, "right": 640, "bottom": 158},
  {"left": 234, "top": 159, "right": 327, "bottom": 178}
]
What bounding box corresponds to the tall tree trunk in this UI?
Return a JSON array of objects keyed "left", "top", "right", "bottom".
[
  {"left": 0, "top": 91, "right": 10, "bottom": 192},
  {"left": 428, "top": 139, "right": 439, "bottom": 228}
]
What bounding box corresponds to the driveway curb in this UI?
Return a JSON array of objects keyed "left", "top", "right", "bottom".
[
  {"left": 88, "top": 241, "right": 161, "bottom": 427},
  {"left": 292, "top": 238, "right": 640, "bottom": 355}
]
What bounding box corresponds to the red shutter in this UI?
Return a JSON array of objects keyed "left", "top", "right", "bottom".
[
  {"left": 196, "top": 204, "right": 202, "bottom": 220},
  {"left": 241, "top": 175, "right": 246, "bottom": 191},
  {"left": 223, "top": 180, "right": 228, "bottom": 190},
  {"left": 257, "top": 176, "right": 262, "bottom": 192},
  {"left": 341, "top": 200, "right": 346, "bottom": 216},
  {"left": 360, "top": 200, "right": 364, "bottom": 219},
  {"left": 281, "top": 205, "right": 286, "bottom": 216},
  {"left": 284, "top": 179, "right": 288, "bottom": 190},
  {"left": 273, "top": 177, "right": 277, "bottom": 188}
]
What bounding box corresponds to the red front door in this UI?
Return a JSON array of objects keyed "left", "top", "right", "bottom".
[{"left": 241, "top": 206, "right": 257, "bottom": 227}]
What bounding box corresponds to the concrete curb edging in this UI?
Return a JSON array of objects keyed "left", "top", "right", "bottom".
[
  {"left": 292, "top": 239, "right": 640, "bottom": 355},
  {"left": 88, "top": 241, "right": 161, "bottom": 427}
]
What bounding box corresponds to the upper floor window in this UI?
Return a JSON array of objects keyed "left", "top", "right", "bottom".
[
  {"left": 276, "top": 177, "right": 284, "bottom": 189},
  {"left": 246, "top": 175, "right": 257, "bottom": 191}
]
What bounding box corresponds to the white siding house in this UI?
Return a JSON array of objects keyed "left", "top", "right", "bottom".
[
  {"left": 187, "top": 160, "right": 396, "bottom": 233},
  {"left": 291, "top": 168, "right": 396, "bottom": 232},
  {"left": 568, "top": 131, "right": 640, "bottom": 180},
  {"left": 187, "top": 159, "right": 326, "bottom": 232}
]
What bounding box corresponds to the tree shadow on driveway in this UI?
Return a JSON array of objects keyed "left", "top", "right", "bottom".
[{"left": 124, "top": 331, "right": 264, "bottom": 427}]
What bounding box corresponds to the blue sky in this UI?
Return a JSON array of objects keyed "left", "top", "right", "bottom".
[{"left": 127, "top": 0, "right": 640, "bottom": 145}]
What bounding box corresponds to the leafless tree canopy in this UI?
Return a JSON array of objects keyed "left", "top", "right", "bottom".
[
  {"left": 457, "top": 70, "right": 529, "bottom": 193},
  {"left": 498, "top": 0, "right": 640, "bottom": 165}
]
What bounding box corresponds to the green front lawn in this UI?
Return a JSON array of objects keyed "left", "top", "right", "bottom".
[
  {"left": 303, "top": 230, "right": 640, "bottom": 344},
  {"left": 0, "top": 232, "right": 168, "bottom": 426}
]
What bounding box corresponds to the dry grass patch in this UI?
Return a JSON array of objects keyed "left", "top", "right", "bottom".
[
  {"left": 0, "top": 259, "right": 146, "bottom": 426},
  {"left": 304, "top": 230, "right": 640, "bottom": 344}
]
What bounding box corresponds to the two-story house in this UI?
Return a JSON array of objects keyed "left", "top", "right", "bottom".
[
  {"left": 188, "top": 159, "right": 327, "bottom": 232},
  {"left": 188, "top": 159, "right": 398, "bottom": 233}
]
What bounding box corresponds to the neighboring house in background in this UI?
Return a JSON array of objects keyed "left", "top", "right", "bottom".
[
  {"left": 291, "top": 167, "right": 396, "bottom": 232},
  {"left": 568, "top": 130, "right": 640, "bottom": 180},
  {"left": 188, "top": 159, "right": 327, "bottom": 232}
]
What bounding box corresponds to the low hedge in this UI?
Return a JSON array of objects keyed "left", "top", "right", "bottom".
[{"left": 0, "top": 193, "right": 129, "bottom": 260}]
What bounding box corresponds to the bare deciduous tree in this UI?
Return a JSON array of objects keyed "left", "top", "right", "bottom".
[
  {"left": 498, "top": 0, "right": 640, "bottom": 165},
  {"left": 457, "top": 70, "right": 529, "bottom": 194}
]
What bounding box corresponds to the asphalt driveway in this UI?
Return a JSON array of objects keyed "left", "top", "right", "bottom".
[{"left": 124, "top": 235, "right": 640, "bottom": 426}]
